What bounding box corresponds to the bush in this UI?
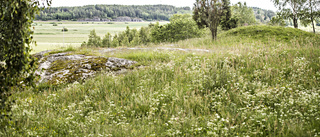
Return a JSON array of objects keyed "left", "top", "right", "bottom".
[
  {"left": 151, "top": 14, "right": 204, "bottom": 43},
  {"left": 84, "top": 29, "right": 102, "bottom": 47},
  {"left": 62, "top": 27, "right": 68, "bottom": 32},
  {"left": 52, "top": 22, "right": 58, "bottom": 26}
]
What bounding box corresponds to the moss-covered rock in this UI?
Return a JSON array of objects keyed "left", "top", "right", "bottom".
[{"left": 35, "top": 52, "right": 137, "bottom": 85}]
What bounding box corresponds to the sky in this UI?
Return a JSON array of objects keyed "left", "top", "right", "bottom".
[{"left": 51, "top": 0, "right": 278, "bottom": 12}]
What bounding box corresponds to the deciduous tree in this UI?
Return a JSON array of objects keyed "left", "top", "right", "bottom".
[
  {"left": 232, "top": 2, "right": 257, "bottom": 26},
  {"left": 193, "top": 0, "right": 225, "bottom": 40},
  {"left": 220, "top": 0, "right": 238, "bottom": 30},
  {"left": 271, "top": 0, "right": 307, "bottom": 28},
  {"left": 0, "top": 0, "right": 51, "bottom": 127},
  {"left": 300, "top": 0, "right": 320, "bottom": 33}
]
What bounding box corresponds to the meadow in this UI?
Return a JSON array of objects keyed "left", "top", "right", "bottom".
[
  {"left": 2, "top": 25, "right": 320, "bottom": 136},
  {"left": 31, "top": 21, "right": 168, "bottom": 53}
]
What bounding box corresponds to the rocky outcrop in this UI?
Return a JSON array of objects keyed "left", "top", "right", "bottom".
[{"left": 34, "top": 52, "right": 137, "bottom": 84}]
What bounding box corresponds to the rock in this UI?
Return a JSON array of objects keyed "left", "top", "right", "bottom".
[{"left": 35, "top": 52, "right": 137, "bottom": 84}]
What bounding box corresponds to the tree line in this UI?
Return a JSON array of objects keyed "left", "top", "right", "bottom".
[
  {"left": 81, "top": 14, "right": 204, "bottom": 48},
  {"left": 36, "top": 5, "right": 191, "bottom": 21}
]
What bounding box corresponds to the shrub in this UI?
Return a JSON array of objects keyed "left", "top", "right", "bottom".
[
  {"left": 62, "top": 27, "right": 68, "bottom": 32},
  {"left": 102, "top": 33, "right": 112, "bottom": 47},
  {"left": 151, "top": 14, "right": 204, "bottom": 43},
  {"left": 85, "top": 29, "right": 101, "bottom": 47},
  {"left": 52, "top": 22, "right": 58, "bottom": 26}
]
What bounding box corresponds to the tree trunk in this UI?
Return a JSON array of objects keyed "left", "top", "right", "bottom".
[
  {"left": 310, "top": 0, "right": 316, "bottom": 33},
  {"left": 293, "top": 16, "right": 298, "bottom": 28},
  {"left": 311, "top": 14, "right": 315, "bottom": 34},
  {"left": 211, "top": 28, "right": 217, "bottom": 40}
]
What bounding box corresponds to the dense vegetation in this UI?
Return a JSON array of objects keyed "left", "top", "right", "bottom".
[
  {"left": 35, "top": 5, "right": 191, "bottom": 21},
  {"left": 252, "top": 7, "right": 276, "bottom": 24},
  {"left": 0, "top": 0, "right": 50, "bottom": 127},
  {"left": 35, "top": 3, "right": 276, "bottom": 24},
  {"left": 2, "top": 25, "right": 320, "bottom": 136},
  {"left": 82, "top": 14, "right": 204, "bottom": 47}
]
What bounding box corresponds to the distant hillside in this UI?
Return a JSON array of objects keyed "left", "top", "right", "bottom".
[
  {"left": 251, "top": 7, "right": 276, "bottom": 24},
  {"left": 36, "top": 5, "right": 192, "bottom": 21}
]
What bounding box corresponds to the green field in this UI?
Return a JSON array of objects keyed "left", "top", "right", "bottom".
[{"left": 31, "top": 21, "right": 168, "bottom": 53}]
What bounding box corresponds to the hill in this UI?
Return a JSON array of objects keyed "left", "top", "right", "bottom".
[
  {"left": 221, "top": 25, "right": 318, "bottom": 43},
  {"left": 36, "top": 5, "right": 191, "bottom": 21},
  {"left": 3, "top": 25, "right": 320, "bottom": 136}
]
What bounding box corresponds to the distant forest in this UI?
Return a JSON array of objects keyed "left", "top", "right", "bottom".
[
  {"left": 35, "top": 4, "right": 276, "bottom": 23},
  {"left": 35, "top": 5, "right": 192, "bottom": 21},
  {"left": 251, "top": 7, "right": 276, "bottom": 24}
]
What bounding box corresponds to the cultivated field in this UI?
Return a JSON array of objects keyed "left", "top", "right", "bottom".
[{"left": 31, "top": 21, "right": 168, "bottom": 53}]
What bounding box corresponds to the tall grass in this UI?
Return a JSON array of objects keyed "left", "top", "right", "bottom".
[{"left": 2, "top": 26, "right": 320, "bottom": 136}]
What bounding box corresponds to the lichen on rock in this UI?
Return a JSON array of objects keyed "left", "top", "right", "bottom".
[{"left": 34, "top": 51, "right": 137, "bottom": 85}]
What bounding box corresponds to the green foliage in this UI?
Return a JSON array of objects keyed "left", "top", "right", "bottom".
[
  {"left": 35, "top": 5, "right": 191, "bottom": 21},
  {"left": 151, "top": 14, "right": 204, "bottom": 43},
  {"left": 232, "top": 2, "right": 257, "bottom": 26},
  {"left": 0, "top": 0, "right": 51, "bottom": 129},
  {"left": 83, "top": 14, "right": 202, "bottom": 47},
  {"left": 193, "top": 0, "right": 226, "bottom": 40},
  {"left": 139, "top": 27, "right": 151, "bottom": 44},
  {"left": 220, "top": 0, "right": 238, "bottom": 30},
  {"left": 85, "top": 30, "right": 102, "bottom": 47},
  {"left": 102, "top": 33, "right": 112, "bottom": 47},
  {"left": 221, "top": 25, "right": 319, "bottom": 43},
  {"left": 52, "top": 22, "right": 58, "bottom": 26},
  {"left": 62, "top": 27, "right": 68, "bottom": 32},
  {"left": 269, "top": 13, "right": 287, "bottom": 27},
  {"left": 251, "top": 7, "right": 276, "bottom": 24},
  {"left": 271, "top": 0, "right": 307, "bottom": 28}
]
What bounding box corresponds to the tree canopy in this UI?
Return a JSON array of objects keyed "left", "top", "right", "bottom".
[
  {"left": 271, "top": 0, "right": 307, "bottom": 28},
  {"left": 0, "top": 0, "right": 51, "bottom": 127},
  {"left": 193, "top": 0, "right": 226, "bottom": 40}
]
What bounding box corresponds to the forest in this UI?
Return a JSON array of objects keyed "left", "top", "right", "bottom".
[{"left": 35, "top": 5, "right": 192, "bottom": 21}]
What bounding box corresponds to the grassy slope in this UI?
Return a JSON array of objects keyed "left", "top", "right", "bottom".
[{"left": 3, "top": 26, "right": 320, "bottom": 136}]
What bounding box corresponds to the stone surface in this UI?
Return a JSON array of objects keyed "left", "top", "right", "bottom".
[{"left": 35, "top": 52, "right": 137, "bottom": 84}]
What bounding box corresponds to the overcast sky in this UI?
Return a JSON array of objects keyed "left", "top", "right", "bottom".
[{"left": 51, "top": 0, "right": 278, "bottom": 11}]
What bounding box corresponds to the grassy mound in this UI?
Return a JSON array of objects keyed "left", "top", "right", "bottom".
[
  {"left": 220, "top": 25, "right": 319, "bottom": 43},
  {"left": 2, "top": 26, "right": 320, "bottom": 136}
]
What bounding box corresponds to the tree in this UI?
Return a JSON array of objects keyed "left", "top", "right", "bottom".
[
  {"left": 220, "top": 0, "right": 238, "bottom": 30},
  {"left": 102, "top": 33, "right": 112, "bottom": 47},
  {"left": 87, "top": 29, "right": 102, "bottom": 47},
  {"left": 232, "top": 2, "right": 257, "bottom": 26},
  {"left": 270, "top": 13, "right": 287, "bottom": 26},
  {"left": 151, "top": 14, "right": 203, "bottom": 42},
  {"left": 0, "top": 0, "right": 51, "bottom": 127},
  {"left": 193, "top": 0, "right": 226, "bottom": 40},
  {"left": 139, "top": 27, "right": 150, "bottom": 44},
  {"left": 271, "top": 0, "right": 307, "bottom": 28},
  {"left": 300, "top": 0, "right": 320, "bottom": 33}
]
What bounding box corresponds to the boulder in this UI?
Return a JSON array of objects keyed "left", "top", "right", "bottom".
[{"left": 35, "top": 52, "right": 137, "bottom": 84}]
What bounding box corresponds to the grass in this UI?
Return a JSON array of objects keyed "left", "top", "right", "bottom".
[
  {"left": 2, "top": 25, "right": 320, "bottom": 136},
  {"left": 31, "top": 21, "right": 168, "bottom": 53}
]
